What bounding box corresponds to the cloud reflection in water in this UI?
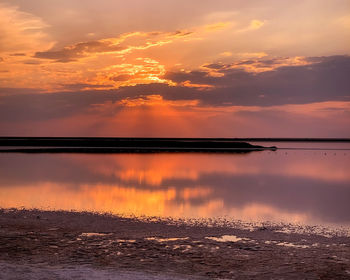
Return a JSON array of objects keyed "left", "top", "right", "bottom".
[{"left": 0, "top": 150, "right": 349, "bottom": 226}]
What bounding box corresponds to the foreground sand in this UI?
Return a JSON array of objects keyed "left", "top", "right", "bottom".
[{"left": 0, "top": 209, "right": 349, "bottom": 279}]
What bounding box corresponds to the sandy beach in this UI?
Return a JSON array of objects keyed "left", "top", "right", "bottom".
[{"left": 0, "top": 209, "right": 349, "bottom": 279}]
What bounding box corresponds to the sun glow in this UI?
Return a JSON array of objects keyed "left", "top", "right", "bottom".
[
  {"left": 0, "top": 1, "right": 349, "bottom": 138},
  {"left": 91, "top": 58, "right": 174, "bottom": 89}
]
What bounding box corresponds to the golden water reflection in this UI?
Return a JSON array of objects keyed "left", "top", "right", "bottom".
[{"left": 0, "top": 150, "right": 349, "bottom": 226}]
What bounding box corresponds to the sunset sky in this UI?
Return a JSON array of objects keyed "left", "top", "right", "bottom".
[{"left": 1, "top": 0, "right": 349, "bottom": 137}]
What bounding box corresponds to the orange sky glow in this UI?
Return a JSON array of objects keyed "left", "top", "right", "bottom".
[{"left": 0, "top": 0, "right": 349, "bottom": 137}]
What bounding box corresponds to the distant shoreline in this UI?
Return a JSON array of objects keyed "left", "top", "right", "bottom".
[
  {"left": 1, "top": 137, "right": 350, "bottom": 153},
  {"left": 0, "top": 137, "right": 278, "bottom": 153},
  {"left": 0, "top": 137, "right": 350, "bottom": 142},
  {"left": 0, "top": 147, "right": 273, "bottom": 154}
]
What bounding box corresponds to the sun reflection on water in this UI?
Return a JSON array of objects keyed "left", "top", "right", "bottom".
[{"left": 0, "top": 149, "right": 349, "bottom": 227}]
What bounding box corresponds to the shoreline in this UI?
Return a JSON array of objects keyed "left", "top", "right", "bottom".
[
  {"left": 0, "top": 137, "right": 277, "bottom": 153},
  {"left": 1, "top": 209, "right": 349, "bottom": 279},
  {"left": 1, "top": 137, "right": 350, "bottom": 142},
  {"left": 0, "top": 147, "right": 272, "bottom": 153}
]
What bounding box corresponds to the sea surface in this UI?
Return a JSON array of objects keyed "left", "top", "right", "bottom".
[{"left": 1, "top": 141, "right": 349, "bottom": 228}]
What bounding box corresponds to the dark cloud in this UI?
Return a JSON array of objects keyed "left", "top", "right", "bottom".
[
  {"left": 34, "top": 40, "right": 125, "bottom": 62},
  {"left": 202, "top": 63, "right": 226, "bottom": 69},
  {"left": 0, "top": 87, "right": 42, "bottom": 95},
  {"left": 9, "top": 53, "right": 26, "bottom": 56},
  {"left": 0, "top": 90, "right": 119, "bottom": 122},
  {"left": 23, "top": 60, "right": 42, "bottom": 65},
  {"left": 164, "top": 70, "right": 220, "bottom": 85},
  {"left": 62, "top": 83, "right": 112, "bottom": 91},
  {"left": 173, "top": 30, "right": 193, "bottom": 37},
  {"left": 33, "top": 30, "right": 192, "bottom": 63},
  {"left": 0, "top": 84, "right": 177, "bottom": 122},
  {"left": 110, "top": 74, "right": 133, "bottom": 82},
  {"left": 236, "top": 60, "right": 255, "bottom": 65},
  {"left": 166, "top": 55, "right": 350, "bottom": 106},
  {"left": 1, "top": 55, "right": 349, "bottom": 124}
]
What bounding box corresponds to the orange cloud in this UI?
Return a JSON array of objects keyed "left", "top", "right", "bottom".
[
  {"left": 34, "top": 30, "right": 193, "bottom": 63},
  {"left": 220, "top": 51, "right": 233, "bottom": 57},
  {"left": 236, "top": 19, "right": 265, "bottom": 33},
  {"left": 0, "top": 4, "right": 53, "bottom": 54},
  {"left": 180, "top": 80, "right": 214, "bottom": 89},
  {"left": 90, "top": 58, "right": 174, "bottom": 89},
  {"left": 0, "top": 28, "right": 197, "bottom": 91},
  {"left": 249, "top": 19, "right": 265, "bottom": 30},
  {"left": 204, "top": 22, "right": 231, "bottom": 31}
]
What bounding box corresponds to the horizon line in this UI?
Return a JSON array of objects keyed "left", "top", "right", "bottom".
[{"left": 0, "top": 137, "right": 350, "bottom": 142}]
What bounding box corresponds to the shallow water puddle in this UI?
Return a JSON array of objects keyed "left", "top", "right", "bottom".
[
  {"left": 206, "top": 235, "right": 250, "bottom": 242},
  {"left": 265, "top": 240, "right": 310, "bottom": 249},
  {"left": 80, "top": 233, "right": 111, "bottom": 237},
  {"left": 145, "top": 237, "right": 189, "bottom": 242},
  {"left": 277, "top": 242, "right": 310, "bottom": 249},
  {"left": 117, "top": 239, "right": 136, "bottom": 243}
]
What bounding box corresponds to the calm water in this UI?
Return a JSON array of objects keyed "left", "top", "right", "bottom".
[{"left": 0, "top": 142, "right": 349, "bottom": 227}]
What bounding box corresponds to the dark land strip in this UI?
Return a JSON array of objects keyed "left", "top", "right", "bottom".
[
  {"left": 1, "top": 137, "right": 350, "bottom": 142},
  {"left": 0, "top": 138, "right": 277, "bottom": 153}
]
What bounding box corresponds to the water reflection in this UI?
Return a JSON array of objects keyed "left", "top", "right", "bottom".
[{"left": 0, "top": 149, "right": 349, "bottom": 226}]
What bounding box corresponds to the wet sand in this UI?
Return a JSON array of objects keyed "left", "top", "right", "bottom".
[{"left": 0, "top": 209, "right": 349, "bottom": 279}]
